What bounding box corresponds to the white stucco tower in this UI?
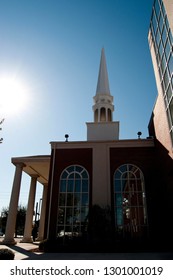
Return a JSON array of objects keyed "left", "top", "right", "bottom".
[{"left": 87, "top": 48, "right": 119, "bottom": 140}]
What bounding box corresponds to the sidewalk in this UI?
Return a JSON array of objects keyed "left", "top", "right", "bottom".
[{"left": 1, "top": 237, "right": 173, "bottom": 260}]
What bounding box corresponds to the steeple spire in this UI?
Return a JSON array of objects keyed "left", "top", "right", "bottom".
[
  {"left": 96, "top": 48, "right": 110, "bottom": 95},
  {"left": 93, "top": 48, "right": 114, "bottom": 123},
  {"left": 86, "top": 48, "right": 119, "bottom": 141}
]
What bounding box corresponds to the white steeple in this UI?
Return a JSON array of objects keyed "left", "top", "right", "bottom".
[
  {"left": 96, "top": 48, "right": 110, "bottom": 95},
  {"left": 93, "top": 48, "right": 114, "bottom": 123},
  {"left": 86, "top": 48, "right": 119, "bottom": 141}
]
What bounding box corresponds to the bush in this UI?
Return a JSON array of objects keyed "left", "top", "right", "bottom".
[{"left": 0, "top": 248, "right": 15, "bottom": 260}]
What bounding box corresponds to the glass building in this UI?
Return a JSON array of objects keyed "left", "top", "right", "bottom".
[{"left": 149, "top": 0, "right": 173, "bottom": 145}]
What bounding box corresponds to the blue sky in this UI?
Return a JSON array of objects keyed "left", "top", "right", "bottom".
[{"left": 0, "top": 0, "right": 156, "bottom": 211}]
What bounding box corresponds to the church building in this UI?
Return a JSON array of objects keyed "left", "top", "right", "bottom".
[{"left": 3, "top": 47, "right": 173, "bottom": 251}]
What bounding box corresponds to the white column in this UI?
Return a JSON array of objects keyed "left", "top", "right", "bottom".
[
  {"left": 37, "top": 183, "right": 48, "bottom": 241},
  {"left": 21, "top": 175, "right": 38, "bottom": 242},
  {"left": 3, "top": 163, "right": 24, "bottom": 244}
]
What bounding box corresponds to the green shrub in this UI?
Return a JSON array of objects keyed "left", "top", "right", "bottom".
[{"left": 0, "top": 248, "right": 15, "bottom": 260}]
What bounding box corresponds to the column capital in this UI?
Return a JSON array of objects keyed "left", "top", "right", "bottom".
[
  {"left": 30, "top": 174, "right": 39, "bottom": 179},
  {"left": 15, "top": 162, "right": 26, "bottom": 168}
]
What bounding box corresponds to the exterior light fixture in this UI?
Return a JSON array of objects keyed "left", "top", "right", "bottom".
[{"left": 65, "top": 134, "right": 69, "bottom": 142}]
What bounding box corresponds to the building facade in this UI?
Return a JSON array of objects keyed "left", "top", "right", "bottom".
[
  {"left": 148, "top": 0, "right": 173, "bottom": 158},
  {"left": 3, "top": 3, "right": 173, "bottom": 250}
]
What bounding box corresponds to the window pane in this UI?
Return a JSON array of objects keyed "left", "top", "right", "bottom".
[
  {"left": 67, "top": 179, "right": 74, "bottom": 192},
  {"left": 74, "top": 193, "right": 81, "bottom": 206},
  {"left": 75, "top": 166, "right": 83, "bottom": 173},
  {"left": 114, "top": 180, "right": 121, "bottom": 192},
  {"left": 166, "top": 85, "right": 172, "bottom": 103},
  {"left": 115, "top": 193, "right": 122, "bottom": 206},
  {"left": 163, "top": 68, "right": 169, "bottom": 90},
  {"left": 169, "top": 98, "right": 173, "bottom": 123},
  {"left": 67, "top": 166, "right": 75, "bottom": 173},
  {"left": 168, "top": 54, "right": 173, "bottom": 76},
  {"left": 75, "top": 172, "right": 81, "bottom": 179},
  {"left": 152, "top": 13, "right": 157, "bottom": 35},
  {"left": 81, "top": 207, "right": 89, "bottom": 222},
  {"left": 61, "top": 171, "right": 68, "bottom": 179},
  {"left": 82, "top": 179, "right": 88, "bottom": 192},
  {"left": 81, "top": 170, "right": 88, "bottom": 178},
  {"left": 60, "top": 180, "right": 66, "bottom": 192},
  {"left": 165, "top": 39, "right": 170, "bottom": 60},
  {"left": 75, "top": 180, "right": 81, "bottom": 192},
  {"left": 67, "top": 194, "right": 73, "bottom": 206},
  {"left": 116, "top": 207, "right": 123, "bottom": 226},
  {"left": 59, "top": 194, "right": 66, "bottom": 206},
  {"left": 82, "top": 194, "right": 88, "bottom": 206},
  {"left": 65, "top": 208, "right": 73, "bottom": 224},
  {"left": 162, "top": 26, "right": 167, "bottom": 45}
]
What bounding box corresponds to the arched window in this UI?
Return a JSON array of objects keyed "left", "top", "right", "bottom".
[
  {"left": 113, "top": 164, "right": 148, "bottom": 238},
  {"left": 57, "top": 165, "right": 89, "bottom": 237}
]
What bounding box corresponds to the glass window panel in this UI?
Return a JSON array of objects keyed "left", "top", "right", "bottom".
[
  {"left": 67, "top": 179, "right": 74, "bottom": 192},
  {"left": 60, "top": 180, "right": 66, "bottom": 192},
  {"left": 75, "top": 166, "right": 83, "bottom": 173},
  {"left": 68, "top": 173, "right": 74, "bottom": 179},
  {"left": 170, "top": 130, "right": 173, "bottom": 144},
  {"left": 163, "top": 68, "right": 169, "bottom": 90},
  {"left": 75, "top": 180, "right": 81, "bottom": 192},
  {"left": 165, "top": 16, "right": 169, "bottom": 32},
  {"left": 156, "top": 29, "right": 160, "bottom": 47},
  {"left": 115, "top": 193, "right": 123, "bottom": 206},
  {"left": 82, "top": 194, "right": 88, "bottom": 206},
  {"left": 58, "top": 165, "right": 89, "bottom": 238},
  {"left": 81, "top": 207, "right": 89, "bottom": 222},
  {"left": 119, "top": 165, "right": 127, "bottom": 173},
  {"left": 74, "top": 193, "right": 81, "bottom": 206},
  {"left": 165, "top": 39, "right": 170, "bottom": 60},
  {"left": 67, "top": 194, "right": 73, "bottom": 206},
  {"left": 161, "top": 54, "right": 166, "bottom": 74},
  {"left": 61, "top": 171, "right": 68, "bottom": 179},
  {"left": 64, "top": 226, "right": 72, "bottom": 235},
  {"left": 168, "top": 30, "right": 173, "bottom": 45},
  {"left": 65, "top": 208, "right": 73, "bottom": 224},
  {"left": 73, "top": 208, "right": 80, "bottom": 222},
  {"left": 82, "top": 179, "right": 88, "bottom": 192},
  {"left": 116, "top": 207, "right": 123, "bottom": 226},
  {"left": 154, "top": 0, "right": 160, "bottom": 18},
  {"left": 58, "top": 208, "right": 65, "bottom": 224},
  {"left": 81, "top": 170, "right": 88, "bottom": 178},
  {"left": 129, "top": 180, "right": 136, "bottom": 192},
  {"left": 122, "top": 179, "right": 128, "bottom": 191},
  {"left": 59, "top": 194, "right": 66, "bottom": 206},
  {"left": 169, "top": 98, "right": 173, "bottom": 123},
  {"left": 162, "top": 26, "right": 167, "bottom": 45},
  {"left": 67, "top": 166, "right": 75, "bottom": 173},
  {"left": 161, "top": 1, "right": 166, "bottom": 18},
  {"left": 75, "top": 172, "right": 81, "bottom": 179},
  {"left": 158, "top": 40, "right": 164, "bottom": 57},
  {"left": 168, "top": 54, "right": 173, "bottom": 76},
  {"left": 114, "top": 170, "right": 121, "bottom": 179},
  {"left": 152, "top": 12, "right": 157, "bottom": 35},
  {"left": 114, "top": 180, "right": 121, "bottom": 192},
  {"left": 122, "top": 172, "right": 128, "bottom": 180},
  {"left": 159, "top": 12, "right": 163, "bottom": 32},
  {"left": 166, "top": 85, "right": 172, "bottom": 103}
]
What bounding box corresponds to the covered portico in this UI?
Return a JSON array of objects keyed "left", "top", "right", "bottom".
[{"left": 3, "top": 155, "right": 50, "bottom": 245}]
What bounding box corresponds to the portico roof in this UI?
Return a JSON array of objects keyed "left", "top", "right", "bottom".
[{"left": 11, "top": 155, "right": 50, "bottom": 185}]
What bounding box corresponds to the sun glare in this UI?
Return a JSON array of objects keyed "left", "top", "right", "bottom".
[{"left": 0, "top": 76, "right": 28, "bottom": 117}]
